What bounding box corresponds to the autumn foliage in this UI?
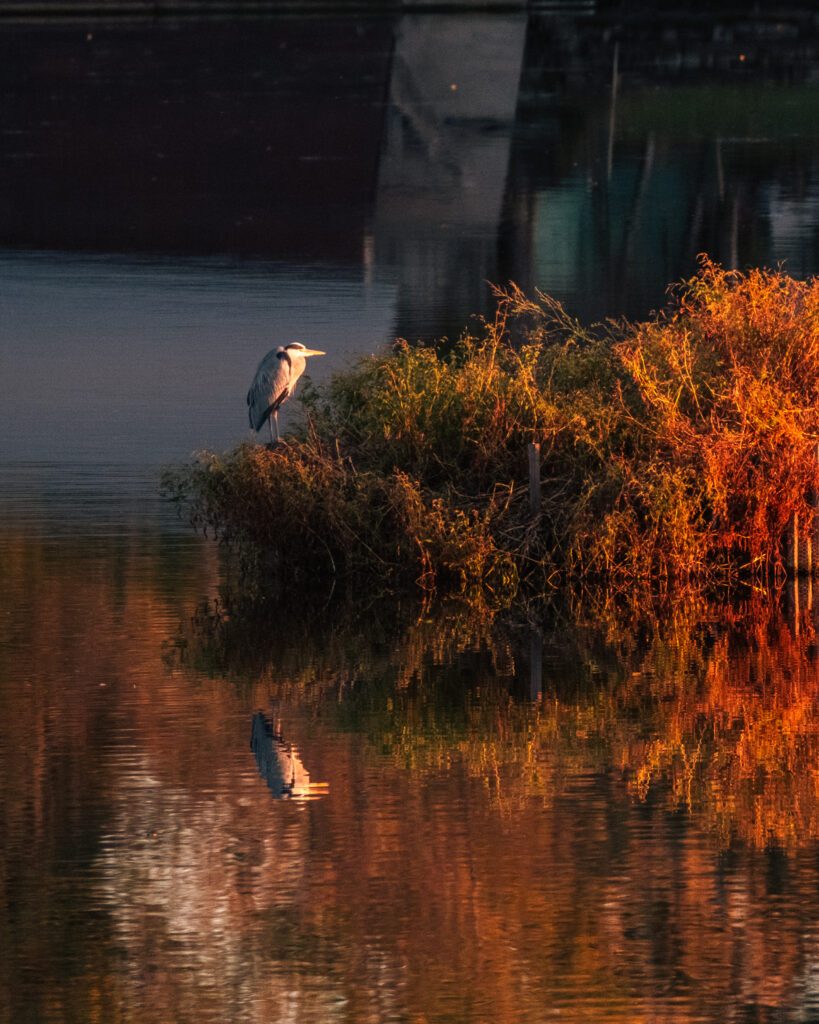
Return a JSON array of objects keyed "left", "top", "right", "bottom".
[
  {"left": 616, "top": 259, "right": 819, "bottom": 576},
  {"left": 164, "top": 260, "right": 819, "bottom": 593}
]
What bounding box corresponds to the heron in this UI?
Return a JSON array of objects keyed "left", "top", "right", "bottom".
[{"left": 247, "top": 342, "right": 326, "bottom": 443}]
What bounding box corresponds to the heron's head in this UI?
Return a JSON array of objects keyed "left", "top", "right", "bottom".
[{"left": 285, "top": 342, "right": 326, "bottom": 358}]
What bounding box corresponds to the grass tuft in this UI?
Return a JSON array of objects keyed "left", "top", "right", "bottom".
[{"left": 162, "top": 259, "right": 819, "bottom": 596}]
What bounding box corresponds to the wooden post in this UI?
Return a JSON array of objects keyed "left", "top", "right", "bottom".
[
  {"left": 791, "top": 575, "right": 801, "bottom": 637},
  {"left": 530, "top": 628, "right": 543, "bottom": 702},
  {"left": 798, "top": 515, "right": 812, "bottom": 576},
  {"left": 812, "top": 441, "right": 819, "bottom": 577},
  {"left": 786, "top": 511, "right": 799, "bottom": 576},
  {"left": 715, "top": 137, "right": 725, "bottom": 201},
  {"left": 528, "top": 442, "right": 541, "bottom": 516},
  {"left": 606, "top": 40, "right": 619, "bottom": 180}
]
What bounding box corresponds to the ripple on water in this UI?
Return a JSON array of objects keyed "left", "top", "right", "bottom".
[{"left": 4, "top": 464, "right": 819, "bottom": 1021}]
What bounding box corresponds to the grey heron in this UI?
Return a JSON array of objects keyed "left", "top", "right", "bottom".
[{"left": 247, "top": 342, "right": 326, "bottom": 443}]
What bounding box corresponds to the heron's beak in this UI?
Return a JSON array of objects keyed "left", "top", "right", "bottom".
[{"left": 302, "top": 348, "right": 326, "bottom": 357}]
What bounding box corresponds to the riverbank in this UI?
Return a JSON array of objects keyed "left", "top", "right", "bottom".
[{"left": 163, "top": 261, "right": 819, "bottom": 597}]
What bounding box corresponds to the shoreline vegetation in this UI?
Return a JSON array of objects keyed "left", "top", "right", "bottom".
[{"left": 162, "top": 259, "right": 819, "bottom": 600}]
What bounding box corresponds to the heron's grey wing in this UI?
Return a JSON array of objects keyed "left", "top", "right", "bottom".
[{"left": 247, "top": 349, "right": 291, "bottom": 431}]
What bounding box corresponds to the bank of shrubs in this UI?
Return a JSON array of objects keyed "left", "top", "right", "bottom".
[{"left": 162, "top": 260, "right": 819, "bottom": 595}]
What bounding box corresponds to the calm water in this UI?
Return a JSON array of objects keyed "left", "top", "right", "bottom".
[
  {"left": 5, "top": 8, "right": 819, "bottom": 1022},
  {"left": 4, "top": 524, "right": 819, "bottom": 1023}
]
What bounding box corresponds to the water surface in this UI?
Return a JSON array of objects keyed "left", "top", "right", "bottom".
[
  {"left": 4, "top": 529, "right": 819, "bottom": 1022},
  {"left": 5, "top": 9, "right": 819, "bottom": 1022}
]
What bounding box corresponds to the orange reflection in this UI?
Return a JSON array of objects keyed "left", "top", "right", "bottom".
[
  {"left": 186, "top": 587, "right": 819, "bottom": 851},
  {"left": 4, "top": 531, "right": 819, "bottom": 1023}
]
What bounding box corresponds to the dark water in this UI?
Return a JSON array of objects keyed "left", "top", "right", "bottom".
[
  {"left": 4, "top": 8, "right": 819, "bottom": 1022},
  {"left": 5, "top": 12, "right": 819, "bottom": 459},
  {"left": 4, "top": 12, "right": 819, "bottom": 459}
]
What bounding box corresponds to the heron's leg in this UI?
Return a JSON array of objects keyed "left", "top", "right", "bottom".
[
  {"left": 268, "top": 417, "right": 275, "bottom": 444},
  {"left": 274, "top": 411, "right": 280, "bottom": 442}
]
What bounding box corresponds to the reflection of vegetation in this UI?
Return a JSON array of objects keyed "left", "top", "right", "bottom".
[
  {"left": 170, "top": 591, "right": 503, "bottom": 701},
  {"left": 554, "top": 590, "right": 819, "bottom": 849},
  {"left": 175, "top": 587, "right": 819, "bottom": 849},
  {"left": 164, "top": 261, "right": 819, "bottom": 594},
  {"left": 6, "top": 522, "right": 819, "bottom": 1020},
  {"left": 617, "top": 84, "right": 819, "bottom": 139}
]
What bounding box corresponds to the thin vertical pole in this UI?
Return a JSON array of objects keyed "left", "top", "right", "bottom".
[
  {"left": 812, "top": 441, "right": 819, "bottom": 577},
  {"left": 715, "top": 137, "right": 725, "bottom": 201},
  {"left": 786, "top": 511, "right": 799, "bottom": 576},
  {"left": 530, "top": 629, "right": 543, "bottom": 702},
  {"left": 798, "top": 511, "right": 812, "bottom": 576},
  {"left": 528, "top": 442, "right": 541, "bottom": 516},
  {"left": 792, "top": 575, "right": 801, "bottom": 637},
  {"left": 607, "top": 41, "right": 620, "bottom": 181},
  {"left": 728, "top": 197, "right": 739, "bottom": 270}
]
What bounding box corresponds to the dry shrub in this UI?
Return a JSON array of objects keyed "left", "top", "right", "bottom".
[
  {"left": 615, "top": 257, "right": 819, "bottom": 572},
  {"left": 387, "top": 471, "right": 519, "bottom": 595},
  {"left": 162, "top": 441, "right": 394, "bottom": 580},
  {"left": 164, "top": 259, "right": 819, "bottom": 594}
]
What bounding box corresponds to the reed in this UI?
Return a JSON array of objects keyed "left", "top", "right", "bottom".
[{"left": 162, "top": 259, "right": 819, "bottom": 595}]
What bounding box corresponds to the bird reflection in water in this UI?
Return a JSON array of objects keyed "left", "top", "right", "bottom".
[{"left": 250, "top": 712, "right": 328, "bottom": 800}]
